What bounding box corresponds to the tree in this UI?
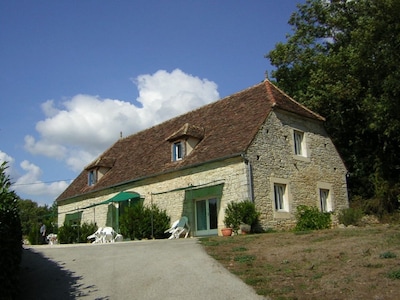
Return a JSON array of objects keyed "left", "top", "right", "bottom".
[
  {"left": 266, "top": 0, "right": 400, "bottom": 215},
  {"left": 0, "top": 162, "right": 22, "bottom": 298},
  {"left": 19, "top": 199, "right": 58, "bottom": 244}
]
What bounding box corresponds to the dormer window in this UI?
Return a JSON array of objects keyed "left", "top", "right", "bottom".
[
  {"left": 85, "top": 157, "right": 115, "bottom": 186},
  {"left": 167, "top": 123, "right": 204, "bottom": 162},
  {"left": 88, "top": 170, "right": 97, "bottom": 186},
  {"left": 172, "top": 141, "right": 185, "bottom": 161}
]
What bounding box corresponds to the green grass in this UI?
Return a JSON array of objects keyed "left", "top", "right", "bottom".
[
  {"left": 387, "top": 269, "right": 400, "bottom": 279},
  {"left": 379, "top": 251, "right": 397, "bottom": 259},
  {"left": 234, "top": 254, "right": 256, "bottom": 263},
  {"left": 232, "top": 246, "right": 248, "bottom": 252},
  {"left": 200, "top": 225, "right": 400, "bottom": 299}
]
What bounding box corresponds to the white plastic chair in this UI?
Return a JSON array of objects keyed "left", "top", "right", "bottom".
[
  {"left": 87, "top": 227, "right": 119, "bottom": 243},
  {"left": 165, "top": 216, "right": 190, "bottom": 239}
]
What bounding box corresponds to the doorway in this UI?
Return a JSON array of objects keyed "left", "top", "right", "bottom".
[{"left": 195, "top": 198, "right": 218, "bottom": 236}]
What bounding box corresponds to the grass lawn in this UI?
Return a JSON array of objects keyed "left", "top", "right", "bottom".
[{"left": 200, "top": 224, "right": 400, "bottom": 300}]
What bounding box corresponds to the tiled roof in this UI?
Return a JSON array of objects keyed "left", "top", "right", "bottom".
[
  {"left": 166, "top": 123, "right": 205, "bottom": 141},
  {"left": 57, "top": 80, "right": 324, "bottom": 202}
]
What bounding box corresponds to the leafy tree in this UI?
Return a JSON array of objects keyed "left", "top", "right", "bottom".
[
  {"left": 0, "top": 162, "right": 22, "bottom": 298},
  {"left": 266, "top": 0, "right": 400, "bottom": 214},
  {"left": 19, "top": 199, "right": 58, "bottom": 244}
]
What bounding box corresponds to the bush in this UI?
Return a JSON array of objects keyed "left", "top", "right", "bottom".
[
  {"left": 119, "top": 201, "right": 170, "bottom": 240},
  {"left": 294, "top": 205, "right": 331, "bottom": 231},
  {"left": 0, "top": 162, "right": 22, "bottom": 299},
  {"left": 380, "top": 251, "right": 397, "bottom": 259},
  {"left": 224, "top": 201, "right": 260, "bottom": 233},
  {"left": 338, "top": 208, "right": 363, "bottom": 226},
  {"left": 58, "top": 222, "right": 97, "bottom": 244},
  {"left": 387, "top": 269, "right": 400, "bottom": 280},
  {"left": 80, "top": 222, "right": 98, "bottom": 242}
]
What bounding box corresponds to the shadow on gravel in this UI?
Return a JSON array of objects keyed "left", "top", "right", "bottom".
[{"left": 19, "top": 247, "right": 108, "bottom": 300}]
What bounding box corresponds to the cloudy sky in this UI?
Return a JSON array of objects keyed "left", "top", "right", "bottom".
[{"left": 0, "top": 1, "right": 303, "bottom": 206}]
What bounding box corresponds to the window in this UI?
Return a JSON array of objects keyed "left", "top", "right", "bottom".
[
  {"left": 172, "top": 141, "right": 185, "bottom": 161},
  {"left": 274, "top": 183, "right": 287, "bottom": 211},
  {"left": 320, "top": 188, "right": 331, "bottom": 212},
  {"left": 88, "top": 170, "right": 97, "bottom": 186},
  {"left": 293, "top": 130, "right": 305, "bottom": 156}
]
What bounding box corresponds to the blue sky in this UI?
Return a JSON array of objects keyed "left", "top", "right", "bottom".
[{"left": 0, "top": 0, "right": 303, "bottom": 206}]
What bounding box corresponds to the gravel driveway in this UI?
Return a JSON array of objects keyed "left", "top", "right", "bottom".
[{"left": 19, "top": 238, "right": 267, "bottom": 299}]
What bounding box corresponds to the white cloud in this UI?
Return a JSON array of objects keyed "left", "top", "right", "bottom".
[
  {"left": 24, "top": 135, "right": 67, "bottom": 159},
  {"left": 25, "top": 68, "right": 219, "bottom": 172},
  {"left": 41, "top": 100, "right": 60, "bottom": 117},
  {"left": 13, "top": 161, "right": 69, "bottom": 203},
  {"left": 0, "top": 150, "right": 14, "bottom": 165},
  {"left": 0, "top": 150, "right": 69, "bottom": 205},
  {"left": 0, "top": 150, "right": 17, "bottom": 178}
]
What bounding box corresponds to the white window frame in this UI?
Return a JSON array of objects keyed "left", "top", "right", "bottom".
[
  {"left": 271, "top": 178, "right": 291, "bottom": 217},
  {"left": 317, "top": 182, "right": 333, "bottom": 212},
  {"left": 320, "top": 189, "right": 330, "bottom": 212},
  {"left": 274, "top": 183, "right": 287, "bottom": 211},
  {"left": 293, "top": 130, "right": 306, "bottom": 157},
  {"left": 172, "top": 141, "right": 185, "bottom": 161}
]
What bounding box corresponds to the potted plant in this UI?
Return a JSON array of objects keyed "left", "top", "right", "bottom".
[
  {"left": 238, "top": 201, "right": 260, "bottom": 234},
  {"left": 221, "top": 227, "right": 233, "bottom": 237},
  {"left": 223, "top": 201, "right": 259, "bottom": 235}
]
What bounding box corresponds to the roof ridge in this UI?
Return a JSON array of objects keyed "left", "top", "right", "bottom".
[
  {"left": 118, "top": 82, "right": 267, "bottom": 141},
  {"left": 264, "top": 79, "right": 277, "bottom": 106},
  {"left": 265, "top": 79, "right": 325, "bottom": 121}
]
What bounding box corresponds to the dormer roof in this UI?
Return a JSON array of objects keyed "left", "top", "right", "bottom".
[{"left": 166, "top": 123, "right": 205, "bottom": 142}]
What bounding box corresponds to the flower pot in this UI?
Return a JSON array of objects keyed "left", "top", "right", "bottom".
[
  {"left": 240, "top": 224, "right": 251, "bottom": 234},
  {"left": 221, "top": 228, "right": 233, "bottom": 236}
]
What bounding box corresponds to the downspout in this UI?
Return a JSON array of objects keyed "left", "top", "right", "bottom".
[{"left": 241, "top": 154, "right": 255, "bottom": 202}]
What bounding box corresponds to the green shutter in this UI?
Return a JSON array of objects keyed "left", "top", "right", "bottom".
[{"left": 65, "top": 211, "right": 82, "bottom": 225}]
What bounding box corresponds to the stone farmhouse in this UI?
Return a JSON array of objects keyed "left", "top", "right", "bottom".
[{"left": 56, "top": 80, "right": 349, "bottom": 236}]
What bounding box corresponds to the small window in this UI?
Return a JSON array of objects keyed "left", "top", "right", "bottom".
[
  {"left": 274, "top": 183, "right": 288, "bottom": 211},
  {"left": 320, "top": 189, "right": 331, "bottom": 212},
  {"left": 88, "top": 170, "right": 97, "bottom": 186},
  {"left": 293, "top": 130, "right": 305, "bottom": 156},
  {"left": 172, "top": 141, "right": 185, "bottom": 161}
]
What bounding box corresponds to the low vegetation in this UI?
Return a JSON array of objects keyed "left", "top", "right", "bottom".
[
  {"left": 223, "top": 201, "right": 260, "bottom": 233},
  {"left": 294, "top": 205, "right": 331, "bottom": 231},
  {"left": 119, "top": 201, "right": 170, "bottom": 240},
  {"left": 58, "top": 222, "right": 98, "bottom": 244},
  {"left": 201, "top": 224, "right": 400, "bottom": 300}
]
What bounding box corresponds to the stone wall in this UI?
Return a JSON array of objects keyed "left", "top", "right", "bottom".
[
  {"left": 58, "top": 157, "right": 250, "bottom": 235},
  {"left": 246, "top": 110, "right": 349, "bottom": 230},
  {"left": 58, "top": 110, "right": 349, "bottom": 234}
]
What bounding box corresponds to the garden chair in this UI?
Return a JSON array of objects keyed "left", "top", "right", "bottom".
[{"left": 165, "top": 216, "right": 190, "bottom": 239}]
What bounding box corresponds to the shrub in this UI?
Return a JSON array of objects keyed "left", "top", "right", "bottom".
[
  {"left": 294, "top": 205, "right": 331, "bottom": 231},
  {"left": 387, "top": 269, "right": 400, "bottom": 279},
  {"left": 58, "top": 222, "right": 97, "bottom": 244},
  {"left": 0, "top": 162, "right": 22, "bottom": 299},
  {"left": 338, "top": 208, "right": 363, "bottom": 226},
  {"left": 224, "top": 201, "right": 260, "bottom": 233},
  {"left": 79, "top": 222, "right": 98, "bottom": 242},
  {"left": 119, "top": 201, "right": 170, "bottom": 240},
  {"left": 380, "top": 251, "right": 397, "bottom": 259}
]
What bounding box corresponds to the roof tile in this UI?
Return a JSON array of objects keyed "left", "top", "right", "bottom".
[{"left": 57, "top": 80, "right": 324, "bottom": 202}]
